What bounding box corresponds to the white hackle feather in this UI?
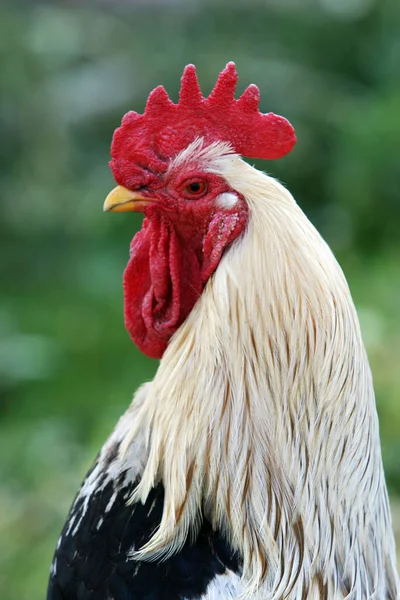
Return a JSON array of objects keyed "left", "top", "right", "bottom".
[{"left": 114, "top": 140, "right": 399, "bottom": 599}]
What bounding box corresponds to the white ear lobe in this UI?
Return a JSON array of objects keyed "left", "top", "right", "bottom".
[{"left": 215, "top": 192, "right": 238, "bottom": 209}]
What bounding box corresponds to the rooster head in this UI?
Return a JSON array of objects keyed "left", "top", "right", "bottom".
[{"left": 104, "top": 62, "right": 296, "bottom": 359}]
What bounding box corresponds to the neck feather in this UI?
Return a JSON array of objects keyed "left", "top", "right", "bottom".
[{"left": 122, "top": 160, "right": 399, "bottom": 598}]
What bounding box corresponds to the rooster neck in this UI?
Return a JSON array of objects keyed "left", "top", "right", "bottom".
[{"left": 124, "top": 161, "right": 398, "bottom": 599}]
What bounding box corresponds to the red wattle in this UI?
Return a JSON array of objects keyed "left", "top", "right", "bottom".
[
  {"left": 123, "top": 215, "right": 203, "bottom": 359},
  {"left": 123, "top": 202, "right": 248, "bottom": 359}
]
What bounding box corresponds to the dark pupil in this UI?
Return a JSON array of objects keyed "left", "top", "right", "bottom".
[{"left": 189, "top": 183, "right": 201, "bottom": 193}]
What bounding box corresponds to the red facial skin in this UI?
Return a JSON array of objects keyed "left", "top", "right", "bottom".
[{"left": 123, "top": 169, "right": 248, "bottom": 359}]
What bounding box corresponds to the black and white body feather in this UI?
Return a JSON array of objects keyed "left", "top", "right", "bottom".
[{"left": 48, "top": 385, "right": 241, "bottom": 600}]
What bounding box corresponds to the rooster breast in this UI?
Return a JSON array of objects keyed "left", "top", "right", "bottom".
[{"left": 47, "top": 384, "right": 241, "bottom": 600}]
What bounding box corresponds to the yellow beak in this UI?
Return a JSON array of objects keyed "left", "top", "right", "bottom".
[{"left": 103, "top": 186, "right": 151, "bottom": 212}]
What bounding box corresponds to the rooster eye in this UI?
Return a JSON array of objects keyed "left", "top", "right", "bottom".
[{"left": 183, "top": 181, "right": 207, "bottom": 197}]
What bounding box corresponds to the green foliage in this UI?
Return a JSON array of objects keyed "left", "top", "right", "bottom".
[{"left": 0, "top": 1, "right": 399, "bottom": 598}]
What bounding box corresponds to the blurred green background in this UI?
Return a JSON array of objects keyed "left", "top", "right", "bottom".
[{"left": 0, "top": 0, "right": 399, "bottom": 598}]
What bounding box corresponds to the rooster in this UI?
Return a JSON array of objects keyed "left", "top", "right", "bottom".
[{"left": 47, "top": 63, "right": 399, "bottom": 600}]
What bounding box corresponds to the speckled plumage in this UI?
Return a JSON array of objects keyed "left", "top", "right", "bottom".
[{"left": 48, "top": 387, "right": 241, "bottom": 600}]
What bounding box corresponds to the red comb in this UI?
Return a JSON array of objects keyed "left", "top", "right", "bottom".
[{"left": 110, "top": 62, "right": 296, "bottom": 188}]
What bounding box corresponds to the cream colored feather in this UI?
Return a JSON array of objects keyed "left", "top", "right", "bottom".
[{"left": 114, "top": 140, "right": 399, "bottom": 599}]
